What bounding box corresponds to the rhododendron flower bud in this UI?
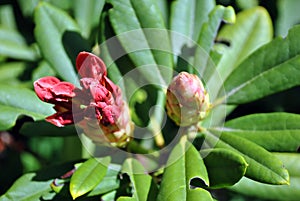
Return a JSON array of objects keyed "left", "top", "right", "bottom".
[{"left": 166, "top": 72, "right": 210, "bottom": 127}]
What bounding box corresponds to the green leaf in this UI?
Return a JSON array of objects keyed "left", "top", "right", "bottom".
[
  {"left": 229, "top": 153, "right": 300, "bottom": 201},
  {"left": 34, "top": 2, "right": 84, "bottom": 84},
  {"left": 20, "top": 121, "right": 76, "bottom": 137},
  {"left": 117, "top": 158, "right": 152, "bottom": 201},
  {"left": 223, "top": 25, "right": 300, "bottom": 104},
  {"left": 0, "top": 4, "right": 17, "bottom": 30},
  {"left": 276, "top": 0, "right": 300, "bottom": 37},
  {"left": 0, "top": 62, "right": 26, "bottom": 84},
  {"left": 0, "top": 173, "right": 52, "bottom": 201},
  {"left": 70, "top": 157, "right": 111, "bottom": 199},
  {"left": 206, "top": 130, "right": 289, "bottom": 185},
  {"left": 216, "top": 6, "right": 273, "bottom": 81},
  {"left": 0, "top": 84, "right": 54, "bottom": 130},
  {"left": 73, "top": 0, "right": 105, "bottom": 38},
  {"left": 201, "top": 148, "right": 248, "bottom": 188},
  {"left": 194, "top": 5, "right": 235, "bottom": 80},
  {"left": 88, "top": 164, "right": 121, "bottom": 197},
  {"left": 222, "top": 113, "right": 300, "bottom": 151},
  {"left": 0, "top": 27, "right": 39, "bottom": 61},
  {"left": 107, "top": 0, "right": 172, "bottom": 84},
  {"left": 170, "top": 0, "right": 215, "bottom": 54},
  {"left": 157, "top": 137, "right": 212, "bottom": 201}
]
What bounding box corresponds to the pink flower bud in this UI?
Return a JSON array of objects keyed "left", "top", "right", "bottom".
[
  {"left": 166, "top": 72, "right": 210, "bottom": 126},
  {"left": 34, "top": 52, "right": 134, "bottom": 147}
]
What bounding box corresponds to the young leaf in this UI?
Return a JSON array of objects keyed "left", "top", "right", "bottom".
[
  {"left": 194, "top": 5, "right": 235, "bottom": 81},
  {"left": 87, "top": 164, "right": 121, "bottom": 197},
  {"left": 34, "top": 2, "right": 88, "bottom": 85},
  {"left": 107, "top": 0, "right": 172, "bottom": 84},
  {"left": 0, "top": 27, "right": 38, "bottom": 61},
  {"left": 229, "top": 153, "right": 300, "bottom": 201},
  {"left": 216, "top": 7, "right": 273, "bottom": 81},
  {"left": 201, "top": 148, "right": 248, "bottom": 188},
  {"left": 70, "top": 157, "right": 111, "bottom": 199},
  {"left": 222, "top": 113, "right": 300, "bottom": 151},
  {"left": 170, "top": 0, "right": 215, "bottom": 54},
  {"left": 223, "top": 25, "right": 300, "bottom": 104},
  {"left": 157, "top": 137, "right": 212, "bottom": 201},
  {"left": 0, "top": 84, "right": 54, "bottom": 130},
  {"left": 117, "top": 158, "right": 152, "bottom": 201},
  {"left": 206, "top": 130, "right": 289, "bottom": 185},
  {"left": 73, "top": 0, "right": 105, "bottom": 38},
  {"left": 0, "top": 173, "right": 52, "bottom": 201}
]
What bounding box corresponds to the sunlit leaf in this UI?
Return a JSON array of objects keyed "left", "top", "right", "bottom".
[
  {"left": 157, "top": 137, "right": 212, "bottom": 201},
  {"left": 206, "top": 130, "right": 289, "bottom": 185},
  {"left": 221, "top": 113, "right": 300, "bottom": 151},
  {"left": 70, "top": 157, "right": 111, "bottom": 199},
  {"left": 0, "top": 84, "right": 54, "bottom": 130},
  {"left": 223, "top": 25, "right": 300, "bottom": 104}
]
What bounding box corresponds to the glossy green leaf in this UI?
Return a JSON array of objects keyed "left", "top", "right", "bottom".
[
  {"left": 70, "top": 157, "right": 111, "bottom": 199},
  {"left": 216, "top": 6, "right": 273, "bottom": 81},
  {"left": 117, "top": 158, "right": 152, "bottom": 201},
  {"left": 0, "top": 5, "right": 17, "bottom": 30},
  {"left": 87, "top": 164, "right": 121, "bottom": 197},
  {"left": 276, "top": 0, "right": 300, "bottom": 37},
  {"left": 0, "top": 85, "right": 54, "bottom": 130},
  {"left": 0, "top": 62, "right": 26, "bottom": 84},
  {"left": 157, "top": 137, "right": 212, "bottom": 201},
  {"left": 194, "top": 5, "right": 235, "bottom": 79},
  {"left": 107, "top": 0, "right": 172, "bottom": 84},
  {"left": 20, "top": 121, "right": 76, "bottom": 137},
  {"left": 73, "top": 0, "right": 105, "bottom": 38},
  {"left": 170, "top": 0, "right": 215, "bottom": 54},
  {"left": 206, "top": 130, "right": 289, "bottom": 185},
  {"left": 34, "top": 2, "right": 82, "bottom": 84},
  {"left": 222, "top": 113, "right": 300, "bottom": 151},
  {"left": 201, "top": 148, "right": 247, "bottom": 188},
  {"left": 224, "top": 25, "right": 300, "bottom": 104},
  {"left": 17, "top": 0, "right": 39, "bottom": 17},
  {"left": 230, "top": 153, "right": 300, "bottom": 201},
  {"left": 0, "top": 27, "right": 39, "bottom": 61},
  {"left": 0, "top": 173, "right": 52, "bottom": 201}
]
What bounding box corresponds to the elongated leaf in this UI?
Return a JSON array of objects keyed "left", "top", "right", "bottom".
[
  {"left": 200, "top": 148, "right": 247, "bottom": 188},
  {"left": 216, "top": 6, "right": 273, "bottom": 81},
  {"left": 34, "top": 2, "right": 84, "bottom": 84},
  {"left": 107, "top": 0, "right": 171, "bottom": 85},
  {"left": 88, "top": 164, "right": 121, "bottom": 197},
  {"left": 0, "top": 173, "right": 52, "bottom": 201},
  {"left": 73, "top": 0, "right": 105, "bottom": 38},
  {"left": 157, "top": 137, "right": 212, "bottom": 201},
  {"left": 276, "top": 0, "right": 300, "bottom": 36},
  {"left": 0, "top": 85, "right": 54, "bottom": 130},
  {"left": 70, "top": 157, "right": 111, "bottom": 199},
  {"left": 230, "top": 153, "right": 300, "bottom": 201},
  {"left": 221, "top": 113, "right": 300, "bottom": 151},
  {"left": 194, "top": 5, "right": 235, "bottom": 82},
  {"left": 117, "top": 158, "right": 152, "bottom": 201},
  {"left": 170, "top": 0, "right": 215, "bottom": 54},
  {"left": 223, "top": 25, "right": 300, "bottom": 104},
  {"left": 0, "top": 27, "right": 39, "bottom": 61},
  {"left": 0, "top": 62, "right": 26, "bottom": 84},
  {"left": 206, "top": 130, "right": 289, "bottom": 185}
]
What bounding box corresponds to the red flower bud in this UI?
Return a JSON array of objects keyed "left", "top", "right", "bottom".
[{"left": 34, "top": 52, "right": 134, "bottom": 147}]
